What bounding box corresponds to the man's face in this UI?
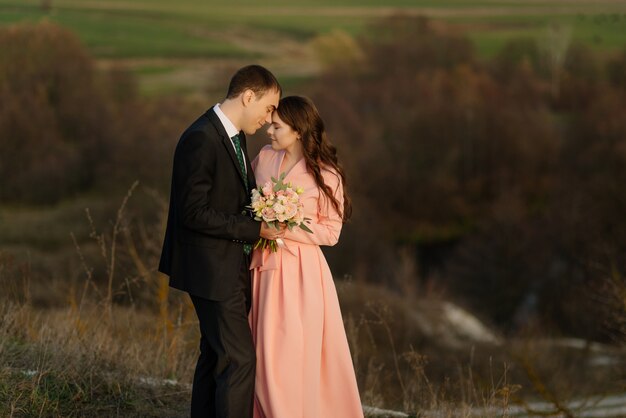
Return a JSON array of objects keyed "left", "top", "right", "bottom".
[{"left": 241, "top": 89, "right": 280, "bottom": 135}]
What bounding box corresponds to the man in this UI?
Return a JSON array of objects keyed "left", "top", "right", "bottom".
[{"left": 159, "top": 65, "right": 284, "bottom": 418}]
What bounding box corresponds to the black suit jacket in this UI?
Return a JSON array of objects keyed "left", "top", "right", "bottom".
[{"left": 158, "top": 108, "right": 260, "bottom": 300}]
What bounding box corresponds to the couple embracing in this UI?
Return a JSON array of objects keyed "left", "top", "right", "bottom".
[{"left": 158, "top": 65, "right": 363, "bottom": 418}]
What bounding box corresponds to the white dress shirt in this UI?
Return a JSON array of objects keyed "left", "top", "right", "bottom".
[{"left": 213, "top": 104, "right": 246, "bottom": 172}]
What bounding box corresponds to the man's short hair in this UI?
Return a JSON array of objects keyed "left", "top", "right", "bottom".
[{"left": 226, "top": 65, "right": 282, "bottom": 99}]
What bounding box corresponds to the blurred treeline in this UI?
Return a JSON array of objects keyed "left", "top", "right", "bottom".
[
  {"left": 1, "top": 17, "right": 625, "bottom": 343},
  {"left": 0, "top": 22, "right": 193, "bottom": 204},
  {"left": 313, "top": 17, "right": 626, "bottom": 343}
]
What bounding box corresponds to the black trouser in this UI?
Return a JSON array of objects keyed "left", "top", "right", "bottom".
[{"left": 189, "top": 256, "right": 254, "bottom": 418}]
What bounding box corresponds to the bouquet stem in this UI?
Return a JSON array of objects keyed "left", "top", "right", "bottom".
[{"left": 254, "top": 238, "right": 279, "bottom": 252}]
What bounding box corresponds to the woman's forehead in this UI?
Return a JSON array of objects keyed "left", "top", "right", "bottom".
[{"left": 271, "top": 112, "right": 286, "bottom": 124}]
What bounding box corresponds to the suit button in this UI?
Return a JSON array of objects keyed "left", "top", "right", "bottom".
[{"left": 241, "top": 210, "right": 247, "bottom": 215}]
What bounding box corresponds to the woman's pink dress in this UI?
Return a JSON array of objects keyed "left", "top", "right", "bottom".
[{"left": 249, "top": 145, "right": 363, "bottom": 418}]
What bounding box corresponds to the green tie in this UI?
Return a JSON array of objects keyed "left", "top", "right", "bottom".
[
  {"left": 231, "top": 134, "right": 248, "bottom": 192},
  {"left": 232, "top": 134, "right": 252, "bottom": 255}
]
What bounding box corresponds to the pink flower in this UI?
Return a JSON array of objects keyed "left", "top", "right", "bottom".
[
  {"left": 247, "top": 175, "right": 313, "bottom": 252},
  {"left": 293, "top": 207, "right": 304, "bottom": 224},
  {"left": 261, "top": 207, "right": 276, "bottom": 222},
  {"left": 284, "top": 202, "right": 298, "bottom": 219},
  {"left": 262, "top": 182, "right": 273, "bottom": 196},
  {"left": 285, "top": 188, "right": 297, "bottom": 201},
  {"left": 273, "top": 203, "right": 286, "bottom": 214}
]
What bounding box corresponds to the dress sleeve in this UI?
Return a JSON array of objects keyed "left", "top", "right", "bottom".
[
  {"left": 251, "top": 153, "right": 260, "bottom": 173},
  {"left": 252, "top": 145, "right": 271, "bottom": 178},
  {"left": 283, "top": 169, "right": 344, "bottom": 247}
]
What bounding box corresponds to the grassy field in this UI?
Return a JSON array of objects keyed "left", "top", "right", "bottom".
[
  {"left": 2, "top": 2, "right": 626, "bottom": 415},
  {"left": 2, "top": 267, "right": 624, "bottom": 416},
  {"left": 1, "top": 0, "right": 625, "bottom": 96}
]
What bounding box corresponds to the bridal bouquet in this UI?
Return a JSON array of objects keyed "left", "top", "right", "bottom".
[{"left": 249, "top": 172, "right": 312, "bottom": 252}]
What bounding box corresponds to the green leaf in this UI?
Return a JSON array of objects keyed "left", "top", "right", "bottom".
[
  {"left": 299, "top": 223, "right": 313, "bottom": 234},
  {"left": 272, "top": 172, "right": 290, "bottom": 192}
]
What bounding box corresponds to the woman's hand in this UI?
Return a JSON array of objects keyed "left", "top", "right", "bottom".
[{"left": 260, "top": 222, "right": 286, "bottom": 240}]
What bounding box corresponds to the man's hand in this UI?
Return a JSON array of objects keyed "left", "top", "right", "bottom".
[{"left": 260, "top": 222, "right": 286, "bottom": 240}]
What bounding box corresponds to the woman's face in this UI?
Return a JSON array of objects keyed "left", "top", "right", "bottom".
[{"left": 267, "top": 112, "right": 300, "bottom": 153}]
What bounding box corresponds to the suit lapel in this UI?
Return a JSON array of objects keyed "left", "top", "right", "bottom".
[{"left": 205, "top": 109, "right": 248, "bottom": 191}]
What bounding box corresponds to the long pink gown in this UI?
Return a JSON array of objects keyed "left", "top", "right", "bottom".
[{"left": 249, "top": 145, "right": 363, "bottom": 418}]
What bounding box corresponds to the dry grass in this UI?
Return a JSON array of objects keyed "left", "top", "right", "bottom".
[
  {"left": 2, "top": 274, "right": 624, "bottom": 417},
  {"left": 339, "top": 283, "right": 520, "bottom": 417},
  {"left": 1, "top": 185, "right": 624, "bottom": 417},
  {"left": 0, "top": 297, "right": 197, "bottom": 417},
  {"left": 338, "top": 277, "right": 626, "bottom": 417},
  {"left": 0, "top": 292, "right": 515, "bottom": 417},
  {"left": 0, "top": 184, "right": 199, "bottom": 417}
]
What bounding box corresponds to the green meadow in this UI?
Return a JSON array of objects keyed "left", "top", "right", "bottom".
[{"left": 1, "top": 0, "right": 626, "bottom": 95}]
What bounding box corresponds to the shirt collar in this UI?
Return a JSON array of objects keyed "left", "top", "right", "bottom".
[{"left": 213, "top": 104, "right": 240, "bottom": 139}]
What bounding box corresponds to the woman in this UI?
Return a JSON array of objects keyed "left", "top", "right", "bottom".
[{"left": 249, "top": 96, "right": 363, "bottom": 418}]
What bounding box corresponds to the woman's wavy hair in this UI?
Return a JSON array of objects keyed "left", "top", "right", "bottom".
[{"left": 276, "top": 96, "right": 352, "bottom": 222}]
